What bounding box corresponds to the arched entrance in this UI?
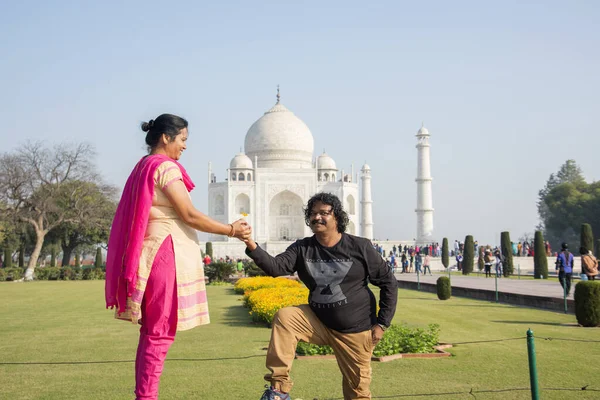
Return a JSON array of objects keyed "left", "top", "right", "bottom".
[{"left": 269, "top": 190, "right": 304, "bottom": 241}]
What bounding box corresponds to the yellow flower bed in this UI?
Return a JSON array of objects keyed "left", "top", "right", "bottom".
[
  {"left": 245, "top": 286, "right": 309, "bottom": 324},
  {"left": 234, "top": 276, "right": 301, "bottom": 294}
]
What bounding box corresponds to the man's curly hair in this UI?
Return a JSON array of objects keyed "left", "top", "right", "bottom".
[{"left": 304, "top": 192, "right": 349, "bottom": 233}]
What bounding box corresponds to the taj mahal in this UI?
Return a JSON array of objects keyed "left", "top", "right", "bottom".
[{"left": 205, "top": 89, "right": 434, "bottom": 259}]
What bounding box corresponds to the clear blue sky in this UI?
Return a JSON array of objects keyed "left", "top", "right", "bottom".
[{"left": 1, "top": 0, "right": 598, "bottom": 245}]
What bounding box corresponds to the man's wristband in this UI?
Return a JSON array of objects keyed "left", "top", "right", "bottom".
[{"left": 377, "top": 323, "right": 388, "bottom": 331}]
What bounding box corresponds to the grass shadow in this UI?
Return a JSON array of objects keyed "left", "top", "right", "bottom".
[
  {"left": 222, "top": 305, "right": 269, "bottom": 329},
  {"left": 492, "top": 320, "right": 579, "bottom": 327}
]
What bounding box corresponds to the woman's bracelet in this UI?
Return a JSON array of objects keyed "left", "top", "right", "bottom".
[{"left": 227, "top": 223, "right": 235, "bottom": 237}]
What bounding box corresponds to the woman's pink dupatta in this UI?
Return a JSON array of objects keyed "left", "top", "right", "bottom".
[{"left": 105, "top": 154, "right": 195, "bottom": 314}]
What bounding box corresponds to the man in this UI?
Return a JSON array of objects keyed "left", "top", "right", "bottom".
[
  {"left": 244, "top": 192, "right": 398, "bottom": 400},
  {"left": 555, "top": 243, "right": 574, "bottom": 295}
]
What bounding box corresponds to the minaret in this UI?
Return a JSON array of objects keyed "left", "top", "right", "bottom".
[
  {"left": 415, "top": 124, "right": 434, "bottom": 244},
  {"left": 360, "top": 163, "right": 374, "bottom": 240}
]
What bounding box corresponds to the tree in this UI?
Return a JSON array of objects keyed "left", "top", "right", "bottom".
[
  {"left": 537, "top": 160, "right": 590, "bottom": 250},
  {"left": 206, "top": 242, "right": 213, "bottom": 258},
  {"left": 45, "top": 181, "right": 117, "bottom": 267},
  {"left": 0, "top": 142, "right": 100, "bottom": 280},
  {"left": 462, "top": 235, "right": 474, "bottom": 275},
  {"left": 533, "top": 231, "right": 548, "bottom": 279},
  {"left": 95, "top": 247, "right": 103, "bottom": 268},
  {"left": 441, "top": 238, "right": 449, "bottom": 269},
  {"left": 581, "top": 223, "right": 594, "bottom": 255},
  {"left": 501, "top": 231, "right": 514, "bottom": 277},
  {"left": 581, "top": 223, "right": 594, "bottom": 275}
]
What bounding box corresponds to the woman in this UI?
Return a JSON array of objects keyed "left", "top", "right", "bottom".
[
  {"left": 581, "top": 246, "right": 598, "bottom": 281},
  {"left": 423, "top": 252, "right": 432, "bottom": 275},
  {"left": 484, "top": 249, "right": 494, "bottom": 278},
  {"left": 105, "top": 114, "right": 251, "bottom": 399}
]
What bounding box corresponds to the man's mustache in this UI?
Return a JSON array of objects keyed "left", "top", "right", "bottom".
[{"left": 311, "top": 220, "right": 326, "bottom": 225}]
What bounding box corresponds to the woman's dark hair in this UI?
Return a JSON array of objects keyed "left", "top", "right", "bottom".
[
  {"left": 304, "top": 192, "right": 349, "bottom": 233},
  {"left": 580, "top": 246, "right": 588, "bottom": 255},
  {"left": 141, "top": 113, "right": 188, "bottom": 151}
]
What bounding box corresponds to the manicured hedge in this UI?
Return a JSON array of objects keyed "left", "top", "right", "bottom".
[
  {"left": 574, "top": 281, "right": 600, "bottom": 327},
  {"left": 436, "top": 276, "right": 451, "bottom": 300}
]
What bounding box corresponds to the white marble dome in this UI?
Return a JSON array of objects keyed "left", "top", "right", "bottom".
[
  {"left": 230, "top": 152, "right": 253, "bottom": 169},
  {"left": 417, "top": 125, "right": 429, "bottom": 136},
  {"left": 317, "top": 152, "right": 337, "bottom": 170},
  {"left": 244, "top": 102, "right": 314, "bottom": 169}
]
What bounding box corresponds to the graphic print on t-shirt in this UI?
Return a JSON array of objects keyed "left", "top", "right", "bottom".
[{"left": 305, "top": 259, "right": 353, "bottom": 304}]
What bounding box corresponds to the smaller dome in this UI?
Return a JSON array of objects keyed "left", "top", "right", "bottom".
[
  {"left": 317, "top": 152, "right": 337, "bottom": 170},
  {"left": 230, "top": 153, "right": 253, "bottom": 169},
  {"left": 361, "top": 163, "right": 371, "bottom": 171},
  {"left": 417, "top": 125, "right": 429, "bottom": 136}
]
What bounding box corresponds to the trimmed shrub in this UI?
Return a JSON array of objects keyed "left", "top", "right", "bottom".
[
  {"left": 462, "top": 235, "right": 474, "bottom": 275},
  {"left": 0, "top": 268, "right": 24, "bottom": 281},
  {"left": 95, "top": 247, "right": 103, "bottom": 269},
  {"left": 477, "top": 247, "right": 485, "bottom": 271},
  {"left": 234, "top": 276, "right": 301, "bottom": 295},
  {"left": 574, "top": 281, "right": 600, "bottom": 327},
  {"left": 39, "top": 267, "right": 61, "bottom": 280},
  {"left": 204, "top": 261, "right": 235, "bottom": 283},
  {"left": 436, "top": 276, "right": 451, "bottom": 300},
  {"left": 534, "top": 231, "right": 548, "bottom": 279},
  {"left": 244, "top": 261, "right": 266, "bottom": 277},
  {"left": 60, "top": 266, "right": 81, "bottom": 280},
  {"left": 581, "top": 224, "right": 594, "bottom": 274},
  {"left": 205, "top": 242, "right": 213, "bottom": 258},
  {"left": 441, "top": 238, "right": 449, "bottom": 269},
  {"left": 501, "top": 231, "right": 514, "bottom": 277},
  {"left": 296, "top": 341, "right": 335, "bottom": 356},
  {"left": 245, "top": 286, "right": 309, "bottom": 324},
  {"left": 82, "top": 266, "right": 105, "bottom": 280},
  {"left": 296, "top": 323, "right": 441, "bottom": 357}
]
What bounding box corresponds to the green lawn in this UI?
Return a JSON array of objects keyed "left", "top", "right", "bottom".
[{"left": 1, "top": 281, "right": 599, "bottom": 399}]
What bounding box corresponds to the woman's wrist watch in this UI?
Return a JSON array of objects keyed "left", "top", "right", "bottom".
[{"left": 377, "top": 323, "right": 388, "bottom": 331}]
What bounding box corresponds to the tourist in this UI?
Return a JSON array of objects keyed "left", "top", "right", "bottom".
[
  {"left": 202, "top": 253, "right": 211, "bottom": 266},
  {"left": 104, "top": 114, "right": 252, "bottom": 400},
  {"left": 244, "top": 192, "right": 398, "bottom": 400},
  {"left": 555, "top": 242, "right": 574, "bottom": 295},
  {"left": 423, "top": 252, "right": 432, "bottom": 275},
  {"left": 484, "top": 249, "right": 494, "bottom": 278},
  {"left": 401, "top": 252, "right": 408, "bottom": 273},
  {"left": 415, "top": 252, "right": 423, "bottom": 274},
  {"left": 581, "top": 246, "right": 598, "bottom": 281},
  {"left": 494, "top": 249, "right": 503, "bottom": 278},
  {"left": 517, "top": 242, "right": 522, "bottom": 257},
  {"left": 456, "top": 252, "right": 463, "bottom": 271}
]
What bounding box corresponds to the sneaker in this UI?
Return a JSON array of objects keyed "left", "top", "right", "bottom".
[{"left": 260, "top": 385, "right": 290, "bottom": 400}]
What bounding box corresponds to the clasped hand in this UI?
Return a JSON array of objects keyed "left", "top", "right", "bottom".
[{"left": 231, "top": 219, "right": 252, "bottom": 241}]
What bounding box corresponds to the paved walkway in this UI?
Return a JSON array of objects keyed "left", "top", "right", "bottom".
[{"left": 394, "top": 272, "right": 574, "bottom": 300}]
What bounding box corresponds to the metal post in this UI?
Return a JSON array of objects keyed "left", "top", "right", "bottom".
[
  {"left": 526, "top": 329, "right": 540, "bottom": 400},
  {"left": 563, "top": 275, "right": 568, "bottom": 314},
  {"left": 495, "top": 269, "right": 498, "bottom": 303}
]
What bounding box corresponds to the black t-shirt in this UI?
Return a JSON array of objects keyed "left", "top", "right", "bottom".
[{"left": 246, "top": 233, "right": 398, "bottom": 333}]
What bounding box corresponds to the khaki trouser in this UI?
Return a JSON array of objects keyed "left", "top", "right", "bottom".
[{"left": 266, "top": 304, "right": 374, "bottom": 399}]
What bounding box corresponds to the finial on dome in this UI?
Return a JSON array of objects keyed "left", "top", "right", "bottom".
[
  {"left": 240, "top": 146, "right": 243, "bottom": 153},
  {"left": 276, "top": 85, "right": 280, "bottom": 104},
  {"left": 323, "top": 148, "right": 326, "bottom": 154}
]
